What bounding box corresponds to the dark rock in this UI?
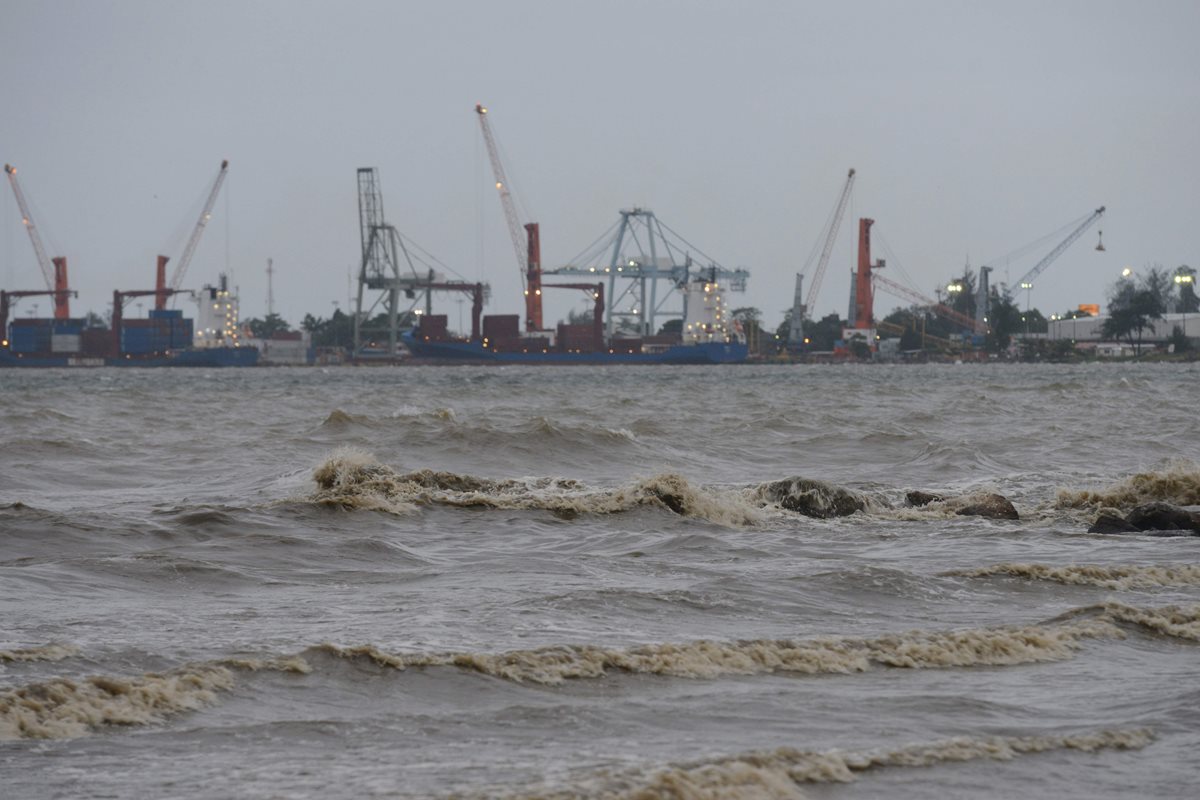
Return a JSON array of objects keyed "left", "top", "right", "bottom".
[
  {"left": 1088, "top": 512, "right": 1139, "bottom": 534},
  {"left": 906, "top": 491, "right": 946, "bottom": 507},
  {"left": 1127, "top": 502, "right": 1200, "bottom": 533},
  {"left": 954, "top": 493, "right": 1019, "bottom": 520},
  {"left": 764, "top": 477, "right": 866, "bottom": 519}
]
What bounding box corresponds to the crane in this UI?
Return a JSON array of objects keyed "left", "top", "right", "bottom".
[
  {"left": 158, "top": 160, "right": 229, "bottom": 309},
  {"left": 873, "top": 272, "right": 983, "bottom": 335},
  {"left": 475, "top": 104, "right": 542, "bottom": 331},
  {"left": 4, "top": 164, "right": 71, "bottom": 319},
  {"left": 789, "top": 168, "right": 855, "bottom": 348},
  {"left": 1008, "top": 206, "right": 1105, "bottom": 297}
]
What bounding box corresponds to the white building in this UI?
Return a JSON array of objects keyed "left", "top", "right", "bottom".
[{"left": 194, "top": 273, "right": 244, "bottom": 348}]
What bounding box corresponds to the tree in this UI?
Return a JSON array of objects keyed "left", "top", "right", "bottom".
[
  {"left": 244, "top": 313, "right": 291, "bottom": 339},
  {"left": 1174, "top": 265, "right": 1198, "bottom": 313},
  {"left": 945, "top": 267, "right": 977, "bottom": 321},
  {"left": 985, "top": 290, "right": 1022, "bottom": 352},
  {"left": 1102, "top": 275, "right": 1164, "bottom": 353},
  {"left": 657, "top": 318, "right": 683, "bottom": 337},
  {"left": 84, "top": 311, "right": 107, "bottom": 330}
]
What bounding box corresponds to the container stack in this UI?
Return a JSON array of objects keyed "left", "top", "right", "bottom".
[
  {"left": 482, "top": 314, "right": 520, "bottom": 351},
  {"left": 121, "top": 309, "right": 194, "bottom": 355}
]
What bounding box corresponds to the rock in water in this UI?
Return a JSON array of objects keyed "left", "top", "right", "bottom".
[
  {"left": 1127, "top": 502, "right": 1200, "bottom": 533},
  {"left": 764, "top": 477, "right": 866, "bottom": 518},
  {"left": 906, "top": 491, "right": 946, "bottom": 507},
  {"left": 1088, "top": 512, "right": 1139, "bottom": 534},
  {"left": 954, "top": 493, "right": 1019, "bottom": 520}
]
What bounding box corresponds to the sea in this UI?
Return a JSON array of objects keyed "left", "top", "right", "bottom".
[{"left": 1, "top": 362, "right": 1197, "bottom": 799}]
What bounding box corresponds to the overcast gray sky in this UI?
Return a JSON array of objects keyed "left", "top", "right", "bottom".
[{"left": 2, "top": 0, "right": 1197, "bottom": 330}]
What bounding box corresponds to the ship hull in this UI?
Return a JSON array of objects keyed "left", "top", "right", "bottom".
[
  {"left": 0, "top": 346, "right": 260, "bottom": 368},
  {"left": 402, "top": 334, "right": 746, "bottom": 365}
]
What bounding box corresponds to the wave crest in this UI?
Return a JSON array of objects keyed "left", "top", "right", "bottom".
[
  {"left": 490, "top": 728, "right": 1153, "bottom": 799},
  {"left": 309, "top": 452, "right": 763, "bottom": 525},
  {"left": 0, "top": 643, "right": 79, "bottom": 663},
  {"left": 1057, "top": 464, "right": 1200, "bottom": 509},
  {"left": 945, "top": 563, "right": 1200, "bottom": 590}
]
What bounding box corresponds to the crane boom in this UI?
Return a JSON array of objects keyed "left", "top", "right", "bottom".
[
  {"left": 5, "top": 164, "right": 55, "bottom": 290},
  {"left": 167, "top": 160, "right": 229, "bottom": 294},
  {"left": 5, "top": 164, "right": 71, "bottom": 319},
  {"left": 873, "top": 273, "right": 983, "bottom": 334},
  {"left": 1011, "top": 206, "right": 1104, "bottom": 292},
  {"left": 474, "top": 105, "right": 527, "bottom": 288},
  {"left": 805, "top": 168, "right": 856, "bottom": 311}
]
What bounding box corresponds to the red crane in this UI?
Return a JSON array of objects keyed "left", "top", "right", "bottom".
[
  {"left": 157, "top": 160, "right": 229, "bottom": 309},
  {"left": 475, "top": 104, "right": 542, "bottom": 332},
  {"left": 4, "top": 164, "right": 71, "bottom": 319},
  {"left": 851, "top": 218, "right": 885, "bottom": 329}
]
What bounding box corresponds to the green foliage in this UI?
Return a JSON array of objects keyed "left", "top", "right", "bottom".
[
  {"left": 1102, "top": 274, "right": 1165, "bottom": 352},
  {"left": 244, "top": 313, "right": 291, "bottom": 339}
]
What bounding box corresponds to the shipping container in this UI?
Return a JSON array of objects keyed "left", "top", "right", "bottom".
[
  {"left": 482, "top": 314, "right": 520, "bottom": 339},
  {"left": 51, "top": 334, "right": 82, "bottom": 353}
]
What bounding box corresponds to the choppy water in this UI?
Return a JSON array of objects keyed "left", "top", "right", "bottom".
[{"left": 1, "top": 362, "right": 1197, "bottom": 799}]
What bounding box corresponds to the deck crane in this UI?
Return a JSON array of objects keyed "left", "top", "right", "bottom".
[
  {"left": 475, "top": 104, "right": 542, "bottom": 332},
  {"left": 789, "top": 168, "right": 856, "bottom": 348},
  {"left": 1008, "top": 206, "right": 1105, "bottom": 299},
  {"left": 157, "top": 160, "right": 229, "bottom": 309},
  {"left": 4, "top": 164, "right": 71, "bottom": 319}
]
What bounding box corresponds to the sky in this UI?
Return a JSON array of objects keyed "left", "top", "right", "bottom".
[{"left": 2, "top": 0, "right": 1197, "bottom": 331}]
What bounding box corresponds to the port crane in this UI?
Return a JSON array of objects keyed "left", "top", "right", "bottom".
[
  {"left": 156, "top": 160, "right": 229, "bottom": 309},
  {"left": 789, "top": 168, "right": 856, "bottom": 348},
  {"left": 1006, "top": 206, "right": 1105, "bottom": 299},
  {"left": 475, "top": 104, "right": 542, "bottom": 331},
  {"left": 4, "top": 164, "right": 72, "bottom": 319}
]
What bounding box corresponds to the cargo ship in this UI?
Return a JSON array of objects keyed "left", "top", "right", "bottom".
[
  {"left": 1, "top": 289, "right": 259, "bottom": 368},
  {"left": 401, "top": 272, "right": 748, "bottom": 365}
]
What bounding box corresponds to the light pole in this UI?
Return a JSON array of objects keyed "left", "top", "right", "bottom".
[
  {"left": 1177, "top": 273, "right": 1195, "bottom": 340},
  {"left": 1019, "top": 282, "right": 1032, "bottom": 336}
]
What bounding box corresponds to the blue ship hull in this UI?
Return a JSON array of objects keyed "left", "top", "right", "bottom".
[
  {"left": 402, "top": 333, "right": 746, "bottom": 365},
  {"left": 0, "top": 346, "right": 260, "bottom": 368}
]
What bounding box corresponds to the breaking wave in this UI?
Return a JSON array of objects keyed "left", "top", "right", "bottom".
[
  {"left": 1056, "top": 463, "right": 1200, "bottom": 510},
  {"left": 944, "top": 563, "right": 1200, "bottom": 590},
  {"left": 0, "top": 657, "right": 308, "bottom": 740},
  {"left": 309, "top": 450, "right": 765, "bottom": 526},
  {"left": 486, "top": 728, "right": 1153, "bottom": 799},
  {"left": 315, "top": 617, "right": 1123, "bottom": 686},
  {"left": 0, "top": 643, "right": 79, "bottom": 663}
]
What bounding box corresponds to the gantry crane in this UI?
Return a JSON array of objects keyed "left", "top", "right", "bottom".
[
  {"left": 4, "top": 164, "right": 71, "bottom": 319},
  {"left": 475, "top": 104, "right": 542, "bottom": 331},
  {"left": 789, "top": 168, "right": 856, "bottom": 347},
  {"left": 157, "top": 160, "right": 229, "bottom": 309}
]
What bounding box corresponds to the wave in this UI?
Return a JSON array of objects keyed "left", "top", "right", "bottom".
[
  {"left": 314, "top": 616, "right": 1124, "bottom": 686},
  {"left": 488, "top": 728, "right": 1153, "bottom": 799},
  {"left": 0, "top": 643, "right": 79, "bottom": 663},
  {"left": 0, "top": 657, "right": 307, "bottom": 740},
  {"left": 945, "top": 563, "right": 1200, "bottom": 590},
  {"left": 309, "top": 450, "right": 765, "bottom": 526},
  {"left": 1056, "top": 463, "right": 1200, "bottom": 510}
]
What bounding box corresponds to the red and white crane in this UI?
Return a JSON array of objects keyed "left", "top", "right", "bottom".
[
  {"left": 156, "top": 159, "right": 229, "bottom": 309},
  {"left": 474, "top": 104, "right": 542, "bottom": 331},
  {"left": 4, "top": 163, "right": 71, "bottom": 319}
]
